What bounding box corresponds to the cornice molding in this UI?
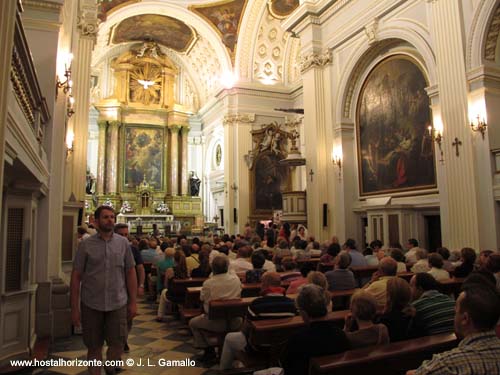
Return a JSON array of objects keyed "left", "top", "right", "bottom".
[
  {"left": 22, "top": 0, "right": 63, "bottom": 13},
  {"left": 223, "top": 113, "right": 256, "bottom": 126}
]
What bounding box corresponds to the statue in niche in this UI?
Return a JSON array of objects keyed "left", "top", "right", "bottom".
[
  {"left": 86, "top": 169, "right": 96, "bottom": 194},
  {"left": 189, "top": 171, "right": 201, "bottom": 196}
]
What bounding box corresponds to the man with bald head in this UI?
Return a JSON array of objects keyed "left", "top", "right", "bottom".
[
  {"left": 219, "top": 272, "right": 297, "bottom": 370},
  {"left": 363, "top": 257, "right": 398, "bottom": 309}
]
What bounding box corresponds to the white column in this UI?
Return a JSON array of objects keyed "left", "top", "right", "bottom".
[
  {"left": 223, "top": 117, "right": 236, "bottom": 233},
  {"left": 170, "top": 125, "right": 180, "bottom": 195},
  {"left": 429, "top": 0, "right": 480, "bottom": 249}
]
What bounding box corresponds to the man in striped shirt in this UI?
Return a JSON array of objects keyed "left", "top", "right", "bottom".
[
  {"left": 407, "top": 284, "right": 500, "bottom": 375},
  {"left": 410, "top": 273, "right": 455, "bottom": 336},
  {"left": 219, "top": 272, "right": 297, "bottom": 370}
]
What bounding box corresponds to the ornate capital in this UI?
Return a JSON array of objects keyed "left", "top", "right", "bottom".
[
  {"left": 181, "top": 126, "right": 191, "bottom": 135},
  {"left": 299, "top": 50, "right": 333, "bottom": 74},
  {"left": 170, "top": 125, "right": 181, "bottom": 133},
  {"left": 108, "top": 120, "right": 121, "bottom": 127},
  {"left": 97, "top": 120, "right": 107, "bottom": 128},
  {"left": 223, "top": 113, "right": 256, "bottom": 126},
  {"left": 77, "top": 1, "right": 98, "bottom": 39}
]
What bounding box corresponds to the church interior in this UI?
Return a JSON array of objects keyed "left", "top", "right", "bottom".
[{"left": 1, "top": 0, "right": 500, "bottom": 373}]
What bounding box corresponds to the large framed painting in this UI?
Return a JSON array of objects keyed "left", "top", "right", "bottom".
[
  {"left": 123, "top": 126, "right": 164, "bottom": 190},
  {"left": 356, "top": 56, "right": 436, "bottom": 196}
]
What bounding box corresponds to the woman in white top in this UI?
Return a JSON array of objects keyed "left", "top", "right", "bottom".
[
  {"left": 410, "top": 248, "right": 430, "bottom": 273},
  {"left": 427, "top": 253, "right": 450, "bottom": 281}
]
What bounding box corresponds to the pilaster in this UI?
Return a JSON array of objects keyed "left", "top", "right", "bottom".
[
  {"left": 105, "top": 121, "right": 120, "bottom": 194},
  {"left": 170, "top": 125, "right": 180, "bottom": 196},
  {"left": 96, "top": 120, "right": 107, "bottom": 194},
  {"left": 69, "top": 2, "right": 97, "bottom": 201},
  {"left": 181, "top": 126, "right": 190, "bottom": 195},
  {"left": 300, "top": 50, "right": 332, "bottom": 239},
  {"left": 0, "top": 0, "right": 17, "bottom": 229},
  {"left": 429, "top": 0, "right": 480, "bottom": 249}
]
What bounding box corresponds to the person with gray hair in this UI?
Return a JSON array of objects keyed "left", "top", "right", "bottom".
[
  {"left": 281, "top": 284, "right": 350, "bottom": 375},
  {"left": 325, "top": 251, "right": 356, "bottom": 291},
  {"left": 189, "top": 255, "right": 241, "bottom": 364},
  {"left": 363, "top": 257, "right": 398, "bottom": 310}
]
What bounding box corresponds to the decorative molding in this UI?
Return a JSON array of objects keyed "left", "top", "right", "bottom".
[
  {"left": 223, "top": 113, "right": 256, "bottom": 126},
  {"left": 77, "top": 2, "right": 98, "bottom": 38},
  {"left": 22, "top": 0, "right": 63, "bottom": 12},
  {"left": 364, "top": 18, "right": 379, "bottom": 45},
  {"left": 484, "top": 4, "right": 500, "bottom": 61},
  {"left": 299, "top": 50, "right": 332, "bottom": 74}
]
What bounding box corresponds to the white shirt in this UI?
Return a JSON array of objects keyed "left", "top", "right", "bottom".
[
  {"left": 229, "top": 257, "right": 253, "bottom": 273},
  {"left": 428, "top": 267, "right": 450, "bottom": 281},
  {"left": 263, "top": 259, "right": 276, "bottom": 272},
  {"left": 201, "top": 272, "right": 241, "bottom": 312},
  {"left": 405, "top": 248, "right": 418, "bottom": 263}
]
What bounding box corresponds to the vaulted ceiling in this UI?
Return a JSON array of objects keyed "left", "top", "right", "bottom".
[{"left": 92, "top": 0, "right": 301, "bottom": 111}]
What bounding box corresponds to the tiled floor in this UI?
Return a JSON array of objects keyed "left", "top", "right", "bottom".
[{"left": 26, "top": 298, "right": 215, "bottom": 375}]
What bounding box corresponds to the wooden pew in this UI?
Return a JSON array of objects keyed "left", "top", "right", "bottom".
[
  {"left": 309, "top": 333, "right": 458, "bottom": 375},
  {"left": 297, "top": 258, "right": 321, "bottom": 270},
  {"left": 318, "top": 263, "right": 335, "bottom": 273},
  {"left": 438, "top": 277, "right": 465, "bottom": 298},
  {"left": 248, "top": 310, "right": 350, "bottom": 348}
]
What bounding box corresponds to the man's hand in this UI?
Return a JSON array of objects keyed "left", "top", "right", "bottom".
[
  {"left": 137, "top": 286, "right": 144, "bottom": 297},
  {"left": 128, "top": 302, "right": 137, "bottom": 320},
  {"left": 71, "top": 307, "right": 81, "bottom": 328}
]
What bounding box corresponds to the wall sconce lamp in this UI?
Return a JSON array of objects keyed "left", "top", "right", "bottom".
[
  {"left": 427, "top": 124, "right": 444, "bottom": 162},
  {"left": 470, "top": 114, "right": 487, "bottom": 139},
  {"left": 56, "top": 53, "right": 73, "bottom": 98},
  {"left": 332, "top": 146, "right": 343, "bottom": 179},
  {"left": 66, "top": 130, "right": 74, "bottom": 159}
]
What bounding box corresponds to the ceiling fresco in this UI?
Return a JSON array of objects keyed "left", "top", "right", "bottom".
[
  {"left": 97, "top": 0, "right": 140, "bottom": 22},
  {"left": 189, "top": 0, "right": 248, "bottom": 58},
  {"left": 112, "top": 14, "right": 197, "bottom": 53}
]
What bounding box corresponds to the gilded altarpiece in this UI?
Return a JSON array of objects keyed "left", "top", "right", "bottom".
[{"left": 92, "top": 42, "right": 202, "bottom": 232}]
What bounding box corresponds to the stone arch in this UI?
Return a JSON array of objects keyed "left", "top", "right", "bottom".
[{"left": 467, "top": 0, "right": 500, "bottom": 70}]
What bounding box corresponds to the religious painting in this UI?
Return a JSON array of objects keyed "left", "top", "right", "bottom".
[
  {"left": 254, "top": 152, "right": 289, "bottom": 211},
  {"left": 357, "top": 56, "right": 436, "bottom": 196},
  {"left": 123, "top": 126, "right": 164, "bottom": 190},
  {"left": 97, "top": 0, "right": 140, "bottom": 22},
  {"left": 113, "top": 14, "right": 196, "bottom": 53},
  {"left": 189, "top": 0, "right": 247, "bottom": 57},
  {"left": 268, "top": 0, "right": 300, "bottom": 19}
]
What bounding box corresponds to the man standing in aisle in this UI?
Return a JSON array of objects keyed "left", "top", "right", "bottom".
[{"left": 71, "top": 206, "right": 137, "bottom": 375}]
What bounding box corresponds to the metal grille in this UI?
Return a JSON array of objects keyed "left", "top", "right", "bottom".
[{"left": 5, "top": 208, "right": 24, "bottom": 292}]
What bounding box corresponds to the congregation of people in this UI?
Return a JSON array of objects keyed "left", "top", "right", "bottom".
[{"left": 75, "top": 209, "right": 500, "bottom": 375}]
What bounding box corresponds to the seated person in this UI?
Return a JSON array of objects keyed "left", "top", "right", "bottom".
[
  {"left": 410, "top": 273, "right": 455, "bottom": 336},
  {"left": 343, "top": 238, "right": 368, "bottom": 267},
  {"left": 427, "top": 253, "right": 450, "bottom": 281},
  {"left": 156, "top": 249, "right": 187, "bottom": 320},
  {"left": 190, "top": 249, "right": 211, "bottom": 278},
  {"left": 437, "top": 247, "right": 454, "bottom": 272},
  {"left": 325, "top": 251, "right": 357, "bottom": 291},
  {"left": 320, "top": 242, "right": 341, "bottom": 264},
  {"left": 378, "top": 277, "right": 415, "bottom": 342},
  {"left": 345, "top": 290, "right": 390, "bottom": 348},
  {"left": 279, "top": 257, "right": 302, "bottom": 282},
  {"left": 478, "top": 249, "right": 494, "bottom": 269},
  {"left": 189, "top": 256, "right": 242, "bottom": 363},
  {"left": 411, "top": 248, "right": 430, "bottom": 273},
  {"left": 453, "top": 247, "right": 477, "bottom": 278},
  {"left": 307, "top": 271, "right": 333, "bottom": 311},
  {"left": 363, "top": 257, "right": 398, "bottom": 310},
  {"left": 390, "top": 248, "right": 408, "bottom": 273},
  {"left": 245, "top": 251, "right": 266, "bottom": 283},
  {"left": 281, "top": 284, "right": 350, "bottom": 375},
  {"left": 257, "top": 248, "right": 276, "bottom": 272},
  {"left": 407, "top": 284, "right": 500, "bottom": 375},
  {"left": 219, "top": 272, "right": 296, "bottom": 370},
  {"left": 286, "top": 262, "right": 314, "bottom": 295},
  {"left": 229, "top": 245, "right": 253, "bottom": 273},
  {"left": 365, "top": 240, "right": 383, "bottom": 266},
  {"left": 154, "top": 247, "right": 175, "bottom": 295},
  {"left": 484, "top": 253, "right": 500, "bottom": 291}
]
